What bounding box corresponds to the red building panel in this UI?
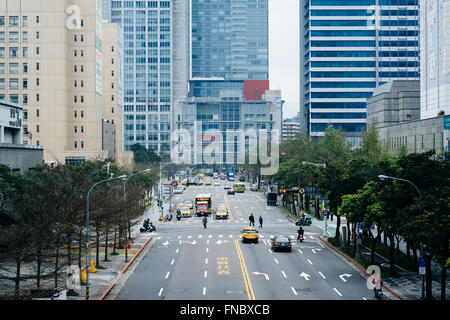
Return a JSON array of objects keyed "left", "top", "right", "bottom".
[{"left": 244, "top": 80, "right": 269, "bottom": 101}]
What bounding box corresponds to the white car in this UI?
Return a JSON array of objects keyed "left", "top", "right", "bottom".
[
  {"left": 214, "top": 182, "right": 220, "bottom": 186},
  {"left": 224, "top": 185, "right": 231, "bottom": 190}
]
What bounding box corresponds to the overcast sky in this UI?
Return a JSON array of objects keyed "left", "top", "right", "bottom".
[{"left": 268, "top": 0, "right": 299, "bottom": 119}]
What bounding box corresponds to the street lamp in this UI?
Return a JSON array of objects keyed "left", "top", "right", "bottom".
[
  {"left": 302, "top": 161, "right": 327, "bottom": 237},
  {"left": 123, "top": 168, "right": 151, "bottom": 262},
  {"left": 86, "top": 174, "right": 127, "bottom": 300},
  {"left": 378, "top": 174, "right": 424, "bottom": 299}
]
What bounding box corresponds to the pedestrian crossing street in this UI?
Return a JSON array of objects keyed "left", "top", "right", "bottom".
[{"left": 151, "top": 232, "right": 319, "bottom": 243}]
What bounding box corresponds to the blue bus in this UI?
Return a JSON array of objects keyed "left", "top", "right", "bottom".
[{"left": 226, "top": 170, "right": 235, "bottom": 181}]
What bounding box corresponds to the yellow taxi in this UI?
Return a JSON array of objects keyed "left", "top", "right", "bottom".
[
  {"left": 205, "top": 179, "right": 211, "bottom": 186},
  {"left": 215, "top": 207, "right": 229, "bottom": 220},
  {"left": 179, "top": 206, "right": 192, "bottom": 217},
  {"left": 241, "top": 227, "right": 259, "bottom": 243}
]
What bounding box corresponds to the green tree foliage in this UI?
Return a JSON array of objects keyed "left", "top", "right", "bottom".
[{"left": 131, "top": 144, "right": 161, "bottom": 164}]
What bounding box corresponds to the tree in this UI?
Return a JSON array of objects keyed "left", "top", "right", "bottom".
[{"left": 131, "top": 144, "right": 161, "bottom": 164}]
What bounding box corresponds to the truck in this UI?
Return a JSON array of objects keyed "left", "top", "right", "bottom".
[
  {"left": 267, "top": 193, "right": 277, "bottom": 206},
  {"left": 195, "top": 193, "right": 212, "bottom": 216},
  {"left": 226, "top": 170, "right": 235, "bottom": 181}
]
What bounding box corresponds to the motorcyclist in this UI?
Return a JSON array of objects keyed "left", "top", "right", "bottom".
[
  {"left": 143, "top": 218, "right": 150, "bottom": 230},
  {"left": 297, "top": 226, "right": 304, "bottom": 242},
  {"left": 176, "top": 212, "right": 182, "bottom": 221}
]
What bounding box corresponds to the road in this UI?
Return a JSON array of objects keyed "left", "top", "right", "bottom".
[{"left": 116, "top": 181, "right": 379, "bottom": 300}]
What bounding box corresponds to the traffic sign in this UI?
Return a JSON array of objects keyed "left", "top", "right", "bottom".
[
  {"left": 171, "top": 180, "right": 178, "bottom": 188},
  {"left": 323, "top": 209, "right": 328, "bottom": 216},
  {"left": 299, "top": 187, "right": 306, "bottom": 195},
  {"left": 419, "top": 257, "right": 426, "bottom": 275}
]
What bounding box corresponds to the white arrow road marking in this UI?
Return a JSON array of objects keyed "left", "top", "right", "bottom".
[
  {"left": 299, "top": 272, "right": 311, "bottom": 280},
  {"left": 311, "top": 248, "right": 322, "bottom": 254},
  {"left": 333, "top": 288, "right": 343, "bottom": 297},
  {"left": 216, "top": 240, "right": 229, "bottom": 244},
  {"left": 339, "top": 274, "right": 352, "bottom": 282},
  {"left": 252, "top": 272, "right": 269, "bottom": 280},
  {"left": 291, "top": 287, "right": 298, "bottom": 296},
  {"left": 318, "top": 271, "right": 326, "bottom": 279}
]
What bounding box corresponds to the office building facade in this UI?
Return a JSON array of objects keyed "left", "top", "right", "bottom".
[
  {"left": 420, "top": 0, "right": 450, "bottom": 120},
  {"left": 300, "top": 0, "right": 420, "bottom": 146},
  {"left": 282, "top": 118, "right": 301, "bottom": 141}
]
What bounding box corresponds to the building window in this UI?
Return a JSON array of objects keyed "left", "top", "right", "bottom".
[
  {"left": 80, "top": 96, "right": 84, "bottom": 103},
  {"left": 74, "top": 141, "right": 78, "bottom": 148},
  {"left": 80, "top": 65, "right": 84, "bottom": 72},
  {"left": 80, "top": 80, "right": 84, "bottom": 87},
  {"left": 74, "top": 96, "right": 77, "bottom": 103},
  {"left": 9, "top": 16, "right": 19, "bottom": 27},
  {"left": 80, "top": 35, "right": 84, "bottom": 42},
  {"left": 22, "top": 47, "right": 28, "bottom": 58},
  {"left": 74, "top": 80, "right": 77, "bottom": 87},
  {"left": 81, "top": 111, "right": 84, "bottom": 118},
  {"left": 0, "top": 16, "right": 4, "bottom": 26},
  {"left": 74, "top": 35, "right": 77, "bottom": 42},
  {"left": 36, "top": 16, "right": 39, "bottom": 24},
  {"left": 74, "top": 110, "right": 77, "bottom": 118},
  {"left": 22, "top": 78, "right": 27, "bottom": 89},
  {"left": 0, "top": 47, "right": 4, "bottom": 58},
  {"left": 36, "top": 62, "right": 39, "bottom": 70},
  {"left": 36, "top": 31, "right": 39, "bottom": 40},
  {"left": 81, "top": 126, "right": 84, "bottom": 133},
  {"left": 0, "top": 32, "right": 4, "bottom": 43},
  {"left": 36, "top": 125, "right": 40, "bottom": 133},
  {"left": 36, "top": 109, "right": 39, "bottom": 117},
  {"left": 9, "top": 32, "right": 19, "bottom": 43},
  {"left": 36, "top": 47, "right": 39, "bottom": 55},
  {"left": 74, "top": 65, "right": 77, "bottom": 72},
  {"left": 22, "top": 32, "right": 28, "bottom": 42},
  {"left": 23, "top": 94, "right": 28, "bottom": 105},
  {"left": 74, "top": 126, "right": 78, "bottom": 133},
  {"left": 36, "top": 78, "right": 39, "bottom": 86},
  {"left": 81, "top": 141, "right": 84, "bottom": 148},
  {"left": 9, "top": 47, "right": 19, "bottom": 58},
  {"left": 23, "top": 63, "right": 28, "bottom": 73},
  {"left": 74, "top": 49, "right": 77, "bottom": 57},
  {"left": 36, "top": 94, "right": 39, "bottom": 102},
  {"left": 23, "top": 16, "right": 28, "bottom": 27},
  {"left": 112, "top": 107, "right": 114, "bottom": 113}
]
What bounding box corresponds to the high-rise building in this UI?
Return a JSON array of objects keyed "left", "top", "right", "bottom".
[
  {"left": 420, "top": 0, "right": 450, "bottom": 120},
  {"left": 0, "top": 0, "right": 116, "bottom": 165},
  {"left": 300, "top": 0, "right": 420, "bottom": 146},
  {"left": 282, "top": 118, "right": 301, "bottom": 141},
  {"left": 104, "top": 0, "right": 173, "bottom": 154}
]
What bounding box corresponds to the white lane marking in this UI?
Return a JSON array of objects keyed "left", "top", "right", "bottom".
[
  {"left": 229, "top": 235, "right": 233, "bottom": 238},
  {"left": 207, "top": 239, "right": 210, "bottom": 244},
  {"left": 269, "top": 249, "right": 273, "bottom": 254},
  {"left": 317, "top": 241, "right": 325, "bottom": 248},
  {"left": 205, "top": 258, "right": 208, "bottom": 264},
  {"left": 309, "top": 236, "right": 314, "bottom": 239},
  {"left": 165, "top": 272, "right": 170, "bottom": 279},
  {"left": 333, "top": 288, "right": 343, "bottom": 297},
  {"left": 274, "top": 258, "right": 279, "bottom": 264},
  {"left": 281, "top": 271, "right": 287, "bottom": 278},
  {"left": 188, "top": 235, "right": 192, "bottom": 239},
  {"left": 206, "top": 248, "right": 209, "bottom": 253},
  {"left": 307, "top": 259, "right": 313, "bottom": 265},
  {"left": 318, "top": 271, "right": 326, "bottom": 279},
  {"left": 198, "top": 235, "right": 202, "bottom": 238},
  {"left": 208, "top": 235, "right": 212, "bottom": 238},
  {"left": 170, "top": 259, "right": 175, "bottom": 265},
  {"left": 203, "top": 287, "right": 207, "bottom": 295},
  {"left": 179, "top": 240, "right": 182, "bottom": 245},
  {"left": 158, "top": 288, "right": 164, "bottom": 296},
  {"left": 176, "top": 248, "right": 179, "bottom": 253},
  {"left": 219, "top": 235, "right": 223, "bottom": 238},
  {"left": 298, "top": 249, "right": 303, "bottom": 254},
  {"left": 204, "top": 271, "right": 207, "bottom": 278},
  {"left": 177, "top": 236, "right": 181, "bottom": 239},
  {"left": 291, "top": 287, "right": 298, "bottom": 296}
]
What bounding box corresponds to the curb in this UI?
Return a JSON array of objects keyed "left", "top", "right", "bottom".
[
  {"left": 98, "top": 237, "right": 152, "bottom": 301},
  {"left": 318, "top": 236, "right": 405, "bottom": 300}
]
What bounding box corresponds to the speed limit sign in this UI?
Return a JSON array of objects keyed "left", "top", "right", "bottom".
[
  {"left": 171, "top": 181, "right": 178, "bottom": 188},
  {"left": 299, "top": 187, "right": 306, "bottom": 195}
]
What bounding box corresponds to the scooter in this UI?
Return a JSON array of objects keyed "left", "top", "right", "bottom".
[
  {"left": 297, "top": 234, "right": 304, "bottom": 242},
  {"left": 374, "top": 284, "right": 383, "bottom": 299},
  {"left": 176, "top": 213, "right": 182, "bottom": 221},
  {"left": 140, "top": 221, "right": 156, "bottom": 233}
]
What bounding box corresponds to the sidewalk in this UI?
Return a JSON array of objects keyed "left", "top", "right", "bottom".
[{"left": 67, "top": 205, "right": 157, "bottom": 301}]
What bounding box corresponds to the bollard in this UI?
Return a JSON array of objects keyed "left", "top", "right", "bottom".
[
  {"left": 81, "top": 267, "right": 87, "bottom": 282},
  {"left": 89, "top": 259, "right": 97, "bottom": 273}
]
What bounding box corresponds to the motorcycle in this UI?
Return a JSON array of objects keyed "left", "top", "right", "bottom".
[
  {"left": 297, "top": 234, "right": 304, "bottom": 242},
  {"left": 295, "top": 216, "right": 312, "bottom": 226},
  {"left": 140, "top": 220, "right": 156, "bottom": 233},
  {"left": 374, "top": 280, "right": 383, "bottom": 299},
  {"left": 176, "top": 213, "right": 182, "bottom": 221}
]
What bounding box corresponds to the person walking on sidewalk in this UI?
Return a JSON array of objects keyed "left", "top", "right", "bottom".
[
  {"left": 249, "top": 213, "right": 255, "bottom": 227},
  {"left": 259, "top": 215, "right": 263, "bottom": 228},
  {"left": 202, "top": 215, "right": 207, "bottom": 229}
]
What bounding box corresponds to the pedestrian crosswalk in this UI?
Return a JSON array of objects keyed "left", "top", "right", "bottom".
[{"left": 152, "top": 233, "right": 317, "bottom": 242}]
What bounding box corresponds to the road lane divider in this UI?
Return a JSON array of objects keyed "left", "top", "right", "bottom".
[{"left": 234, "top": 239, "right": 255, "bottom": 300}]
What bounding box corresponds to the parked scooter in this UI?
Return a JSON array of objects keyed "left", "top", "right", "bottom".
[
  {"left": 140, "top": 219, "right": 156, "bottom": 233},
  {"left": 373, "top": 275, "right": 383, "bottom": 299}
]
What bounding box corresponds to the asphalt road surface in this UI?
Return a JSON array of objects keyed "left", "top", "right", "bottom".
[{"left": 116, "top": 181, "right": 377, "bottom": 300}]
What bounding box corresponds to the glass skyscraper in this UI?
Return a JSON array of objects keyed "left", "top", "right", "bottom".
[
  {"left": 300, "top": 0, "right": 420, "bottom": 146},
  {"left": 105, "top": 0, "right": 172, "bottom": 153}
]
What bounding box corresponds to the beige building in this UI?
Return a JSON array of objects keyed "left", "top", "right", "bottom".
[
  {"left": 0, "top": 0, "right": 131, "bottom": 166},
  {"left": 101, "top": 21, "right": 132, "bottom": 167}
]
